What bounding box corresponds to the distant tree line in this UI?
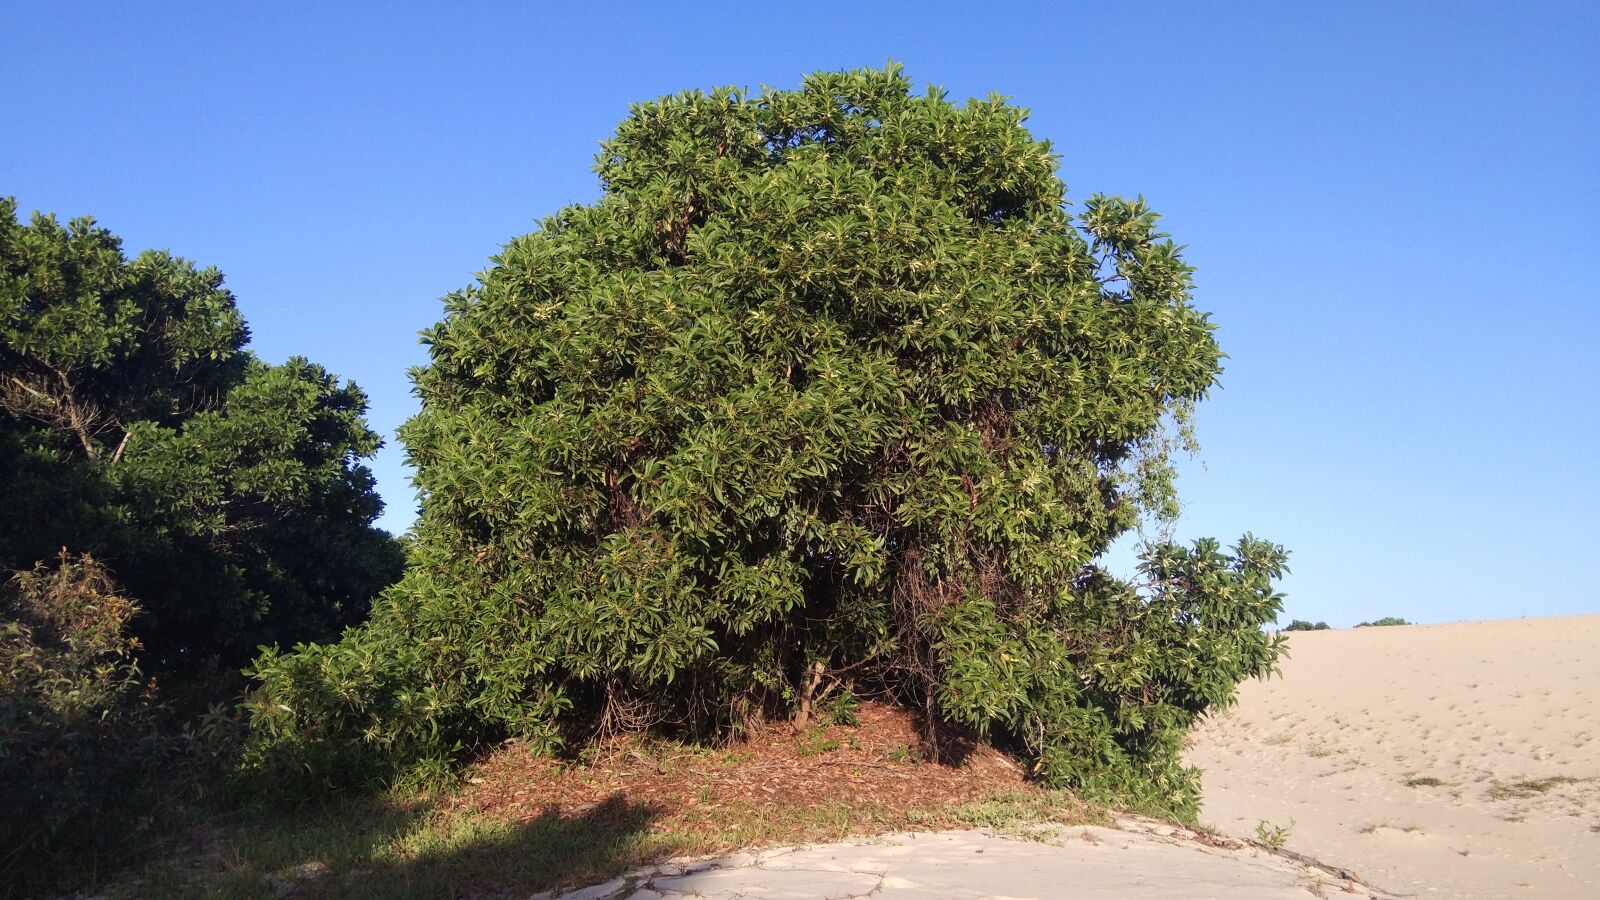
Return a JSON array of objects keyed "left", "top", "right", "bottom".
[
  {"left": 1281, "top": 616, "right": 1412, "bottom": 631},
  {"left": 1282, "top": 619, "right": 1330, "bottom": 631},
  {"left": 1356, "top": 616, "right": 1410, "bottom": 627}
]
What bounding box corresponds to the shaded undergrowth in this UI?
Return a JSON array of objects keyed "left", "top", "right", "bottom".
[
  {"left": 122, "top": 785, "right": 1098, "bottom": 899},
  {"left": 114, "top": 707, "right": 1114, "bottom": 899}
]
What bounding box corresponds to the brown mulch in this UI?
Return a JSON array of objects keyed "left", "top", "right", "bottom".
[{"left": 447, "top": 702, "right": 1041, "bottom": 831}]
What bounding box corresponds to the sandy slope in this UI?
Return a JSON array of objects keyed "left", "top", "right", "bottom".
[{"left": 1187, "top": 615, "right": 1600, "bottom": 899}]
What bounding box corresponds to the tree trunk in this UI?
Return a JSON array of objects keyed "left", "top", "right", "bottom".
[{"left": 793, "top": 660, "right": 825, "bottom": 730}]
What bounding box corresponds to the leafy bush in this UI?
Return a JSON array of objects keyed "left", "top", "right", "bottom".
[
  {"left": 1355, "top": 617, "right": 1410, "bottom": 627},
  {"left": 1282, "top": 619, "right": 1330, "bottom": 631},
  {"left": 0, "top": 199, "right": 404, "bottom": 674},
  {"left": 820, "top": 687, "right": 862, "bottom": 727},
  {"left": 0, "top": 554, "right": 176, "bottom": 891},
  {"left": 246, "top": 65, "right": 1286, "bottom": 818}
]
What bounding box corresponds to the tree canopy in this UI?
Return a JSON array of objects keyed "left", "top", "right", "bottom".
[
  {"left": 246, "top": 65, "right": 1286, "bottom": 815},
  {"left": 0, "top": 198, "right": 403, "bottom": 671}
]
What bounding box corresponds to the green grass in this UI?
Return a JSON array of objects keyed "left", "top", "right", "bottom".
[
  {"left": 793, "top": 726, "right": 842, "bottom": 757},
  {"left": 885, "top": 744, "right": 917, "bottom": 763}
]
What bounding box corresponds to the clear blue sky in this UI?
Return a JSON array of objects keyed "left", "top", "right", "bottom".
[{"left": 5, "top": 2, "right": 1596, "bottom": 627}]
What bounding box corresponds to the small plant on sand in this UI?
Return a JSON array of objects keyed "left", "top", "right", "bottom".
[
  {"left": 1355, "top": 616, "right": 1410, "bottom": 627},
  {"left": 1255, "top": 819, "right": 1294, "bottom": 849},
  {"left": 1405, "top": 775, "right": 1446, "bottom": 788}
]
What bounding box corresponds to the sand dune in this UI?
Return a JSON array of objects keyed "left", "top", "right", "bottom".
[{"left": 1187, "top": 615, "right": 1600, "bottom": 899}]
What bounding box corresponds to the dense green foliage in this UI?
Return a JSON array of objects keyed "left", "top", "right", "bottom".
[
  {"left": 1282, "top": 619, "right": 1331, "bottom": 631},
  {"left": 1356, "top": 616, "right": 1410, "bottom": 627},
  {"left": 247, "top": 66, "right": 1286, "bottom": 816},
  {"left": 0, "top": 202, "right": 404, "bottom": 890},
  {"left": 0, "top": 199, "right": 404, "bottom": 671}
]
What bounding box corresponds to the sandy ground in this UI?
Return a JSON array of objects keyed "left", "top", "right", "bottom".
[
  {"left": 539, "top": 820, "right": 1395, "bottom": 899},
  {"left": 1187, "top": 615, "right": 1600, "bottom": 899}
]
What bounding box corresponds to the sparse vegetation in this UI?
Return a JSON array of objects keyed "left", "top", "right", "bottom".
[
  {"left": 1486, "top": 776, "right": 1579, "bottom": 801},
  {"left": 794, "top": 726, "right": 842, "bottom": 757},
  {"left": 1405, "top": 775, "right": 1447, "bottom": 788},
  {"left": 1357, "top": 822, "right": 1420, "bottom": 835}
]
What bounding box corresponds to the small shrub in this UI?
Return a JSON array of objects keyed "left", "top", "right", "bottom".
[
  {"left": 820, "top": 687, "right": 861, "bottom": 727},
  {"left": 0, "top": 553, "right": 176, "bottom": 893},
  {"left": 1282, "top": 620, "right": 1330, "bottom": 631}
]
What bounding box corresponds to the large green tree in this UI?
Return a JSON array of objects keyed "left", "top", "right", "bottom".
[
  {"left": 249, "top": 66, "right": 1285, "bottom": 815},
  {"left": 0, "top": 198, "right": 403, "bottom": 672}
]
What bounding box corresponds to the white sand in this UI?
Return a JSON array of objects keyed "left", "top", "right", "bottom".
[{"left": 1187, "top": 615, "right": 1600, "bottom": 899}]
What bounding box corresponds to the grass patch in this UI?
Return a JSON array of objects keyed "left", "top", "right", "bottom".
[
  {"left": 1486, "top": 776, "right": 1579, "bottom": 801},
  {"left": 794, "top": 726, "right": 841, "bottom": 757},
  {"left": 1404, "top": 775, "right": 1447, "bottom": 788},
  {"left": 885, "top": 744, "right": 917, "bottom": 764},
  {"left": 1358, "top": 822, "right": 1420, "bottom": 835}
]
